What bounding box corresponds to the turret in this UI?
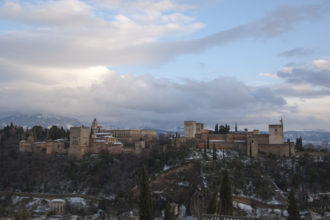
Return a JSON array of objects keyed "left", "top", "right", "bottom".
[{"left": 92, "top": 118, "right": 98, "bottom": 130}]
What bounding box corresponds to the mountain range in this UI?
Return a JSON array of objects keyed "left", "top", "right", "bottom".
[{"left": 0, "top": 114, "right": 83, "bottom": 129}]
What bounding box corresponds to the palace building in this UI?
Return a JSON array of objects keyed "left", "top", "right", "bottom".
[
  {"left": 19, "top": 118, "right": 157, "bottom": 159},
  {"left": 179, "top": 119, "right": 294, "bottom": 157}
]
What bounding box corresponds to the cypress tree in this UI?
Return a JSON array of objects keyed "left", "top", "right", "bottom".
[
  {"left": 139, "top": 166, "right": 152, "bottom": 220},
  {"left": 164, "top": 202, "right": 174, "bottom": 220},
  {"left": 207, "top": 190, "right": 218, "bottom": 214},
  {"left": 212, "top": 143, "right": 217, "bottom": 161},
  {"left": 220, "top": 170, "right": 233, "bottom": 215},
  {"left": 203, "top": 141, "right": 207, "bottom": 158},
  {"left": 288, "top": 189, "right": 300, "bottom": 220}
]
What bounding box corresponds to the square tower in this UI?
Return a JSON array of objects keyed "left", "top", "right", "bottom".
[
  {"left": 184, "top": 121, "right": 197, "bottom": 138},
  {"left": 69, "top": 127, "right": 90, "bottom": 158},
  {"left": 269, "top": 123, "right": 284, "bottom": 144}
]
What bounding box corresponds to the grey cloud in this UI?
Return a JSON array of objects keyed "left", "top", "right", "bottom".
[
  {"left": 279, "top": 47, "right": 314, "bottom": 58},
  {"left": 277, "top": 67, "right": 330, "bottom": 88},
  {"left": 253, "top": 88, "right": 286, "bottom": 105},
  {"left": 0, "top": 72, "right": 287, "bottom": 129},
  {"left": 276, "top": 85, "right": 330, "bottom": 98}
]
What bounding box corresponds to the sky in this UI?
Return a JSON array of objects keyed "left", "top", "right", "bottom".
[{"left": 0, "top": 0, "right": 330, "bottom": 131}]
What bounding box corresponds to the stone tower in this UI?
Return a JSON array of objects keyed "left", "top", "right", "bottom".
[
  {"left": 269, "top": 119, "right": 284, "bottom": 144},
  {"left": 247, "top": 136, "right": 258, "bottom": 157},
  {"left": 92, "top": 118, "right": 98, "bottom": 130},
  {"left": 68, "top": 127, "right": 90, "bottom": 159},
  {"left": 184, "top": 121, "right": 197, "bottom": 138},
  {"left": 91, "top": 118, "right": 98, "bottom": 139}
]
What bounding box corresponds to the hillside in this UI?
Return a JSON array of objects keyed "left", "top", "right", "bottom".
[{"left": 0, "top": 131, "right": 329, "bottom": 219}]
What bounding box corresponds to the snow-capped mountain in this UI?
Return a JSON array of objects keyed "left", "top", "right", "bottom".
[
  {"left": 284, "top": 130, "right": 330, "bottom": 146},
  {"left": 0, "top": 114, "right": 84, "bottom": 129}
]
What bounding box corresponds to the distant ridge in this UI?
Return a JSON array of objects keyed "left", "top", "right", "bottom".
[
  {"left": 285, "top": 130, "right": 330, "bottom": 146},
  {"left": 0, "top": 113, "right": 83, "bottom": 129}
]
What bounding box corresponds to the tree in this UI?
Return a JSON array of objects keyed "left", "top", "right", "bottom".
[
  {"left": 295, "top": 137, "right": 303, "bottom": 151},
  {"left": 207, "top": 190, "right": 218, "bottom": 214},
  {"left": 164, "top": 202, "right": 175, "bottom": 220},
  {"left": 48, "top": 125, "right": 66, "bottom": 140},
  {"left": 219, "top": 124, "right": 230, "bottom": 134},
  {"left": 212, "top": 143, "right": 217, "bottom": 161},
  {"left": 220, "top": 170, "right": 233, "bottom": 215},
  {"left": 215, "top": 124, "right": 219, "bottom": 134},
  {"left": 31, "top": 125, "right": 46, "bottom": 141},
  {"left": 288, "top": 189, "right": 300, "bottom": 220},
  {"left": 139, "top": 166, "right": 152, "bottom": 220},
  {"left": 15, "top": 208, "right": 31, "bottom": 220}
]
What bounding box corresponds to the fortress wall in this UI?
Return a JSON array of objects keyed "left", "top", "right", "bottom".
[
  {"left": 255, "top": 134, "right": 269, "bottom": 145},
  {"left": 19, "top": 142, "right": 33, "bottom": 152},
  {"left": 90, "top": 142, "right": 124, "bottom": 154},
  {"left": 211, "top": 142, "right": 246, "bottom": 151},
  {"left": 258, "top": 143, "right": 295, "bottom": 157},
  {"left": 33, "top": 142, "right": 47, "bottom": 154},
  {"left": 46, "top": 142, "right": 68, "bottom": 155}
]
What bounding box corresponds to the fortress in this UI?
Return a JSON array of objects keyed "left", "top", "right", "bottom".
[
  {"left": 19, "top": 118, "right": 294, "bottom": 158},
  {"left": 179, "top": 119, "right": 295, "bottom": 157},
  {"left": 19, "top": 118, "right": 157, "bottom": 159}
]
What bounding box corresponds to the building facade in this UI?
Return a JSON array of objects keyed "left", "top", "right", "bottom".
[
  {"left": 182, "top": 120, "right": 294, "bottom": 157},
  {"left": 19, "top": 118, "right": 157, "bottom": 159}
]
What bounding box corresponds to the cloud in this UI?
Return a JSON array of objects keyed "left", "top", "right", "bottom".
[
  {"left": 277, "top": 58, "right": 330, "bottom": 88},
  {"left": 312, "top": 59, "right": 330, "bottom": 70},
  {"left": 259, "top": 72, "right": 279, "bottom": 79},
  {"left": 0, "top": 65, "right": 288, "bottom": 128},
  {"left": 279, "top": 47, "right": 314, "bottom": 58},
  {"left": 0, "top": 1, "right": 329, "bottom": 130},
  {"left": 0, "top": 2, "right": 326, "bottom": 67},
  {"left": 89, "top": 0, "right": 192, "bottom": 12}
]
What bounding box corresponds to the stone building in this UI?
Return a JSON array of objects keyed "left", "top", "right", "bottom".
[
  {"left": 19, "top": 136, "right": 69, "bottom": 155},
  {"left": 50, "top": 199, "right": 65, "bottom": 215},
  {"left": 19, "top": 118, "right": 156, "bottom": 159},
  {"left": 68, "top": 126, "right": 90, "bottom": 158},
  {"left": 110, "top": 129, "right": 157, "bottom": 145},
  {"left": 181, "top": 119, "right": 294, "bottom": 157},
  {"left": 184, "top": 121, "right": 205, "bottom": 138}
]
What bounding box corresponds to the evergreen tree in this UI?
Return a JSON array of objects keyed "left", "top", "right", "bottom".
[
  {"left": 31, "top": 125, "right": 45, "bottom": 141},
  {"left": 220, "top": 170, "right": 233, "bottom": 215},
  {"left": 207, "top": 190, "right": 218, "bottom": 214},
  {"left": 215, "top": 124, "right": 219, "bottom": 133},
  {"left": 225, "top": 124, "right": 230, "bottom": 133},
  {"left": 212, "top": 143, "right": 217, "bottom": 161},
  {"left": 219, "top": 124, "right": 230, "bottom": 134},
  {"left": 288, "top": 189, "right": 300, "bottom": 220},
  {"left": 295, "top": 137, "right": 303, "bottom": 151},
  {"left": 139, "top": 166, "right": 152, "bottom": 220},
  {"left": 203, "top": 141, "right": 207, "bottom": 158},
  {"left": 48, "top": 125, "right": 66, "bottom": 140},
  {"left": 164, "top": 202, "right": 175, "bottom": 220}
]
